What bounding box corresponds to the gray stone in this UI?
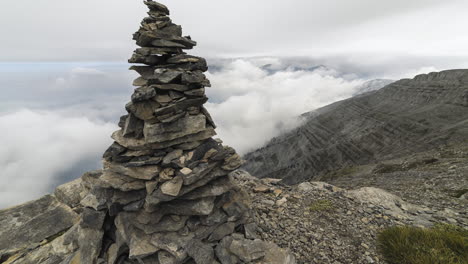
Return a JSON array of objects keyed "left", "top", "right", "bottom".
[
  {"left": 153, "top": 97, "right": 208, "bottom": 116},
  {"left": 0, "top": 195, "right": 79, "bottom": 257},
  {"left": 181, "top": 71, "right": 210, "bottom": 86},
  {"left": 158, "top": 112, "right": 186, "bottom": 123},
  {"left": 168, "top": 90, "right": 184, "bottom": 100},
  {"left": 123, "top": 200, "right": 145, "bottom": 212},
  {"left": 184, "top": 88, "right": 205, "bottom": 97},
  {"left": 97, "top": 171, "right": 146, "bottom": 191},
  {"left": 151, "top": 69, "right": 183, "bottom": 84},
  {"left": 80, "top": 190, "right": 108, "bottom": 211},
  {"left": 103, "top": 142, "right": 127, "bottom": 161},
  {"left": 144, "top": 114, "right": 207, "bottom": 144},
  {"left": 160, "top": 176, "right": 184, "bottom": 196},
  {"left": 201, "top": 106, "right": 216, "bottom": 128},
  {"left": 200, "top": 209, "right": 228, "bottom": 226},
  {"left": 162, "top": 197, "right": 215, "bottom": 216},
  {"left": 134, "top": 47, "right": 182, "bottom": 57},
  {"left": 155, "top": 94, "right": 173, "bottom": 104},
  {"left": 244, "top": 223, "right": 258, "bottom": 240},
  {"left": 181, "top": 162, "right": 216, "bottom": 186},
  {"left": 131, "top": 86, "right": 157, "bottom": 102},
  {"left": 133, "top": 76, "right": 148, "bottom": 86},
  {"left": 297, "top": 182, "right": 314, "bottom": 193},
  {"left": 119, "top": 114, "right": 128, "bottom": 128},
  {"left": 215, "top": 237, "right": 239, "bottom": 264},
  {"left": 158, "top": 250, "right": 177, "bottom": 264},
  {"left": 105, "top": 161, "right": 160, "bottom": 180},
  {"left": 2, "top": 225, "right": 80, "bottom": 264},
  {"left": 124, "top": 156, "right": 163, "bottom": 167},
  {"left": 144, "top": 1, "right": 170, "bottom": 14},
  {"left": 181, "top": 176, "right": 233, "bottom": 200},
  {"left": 150, "top": 233, "right": 191, "bottom": 262},
  {"left": 140, "top": 254, "right": 161, "bottom": 264},
  {"left": 162, "top": 149, "right": 183, "bottom": 165},
  {"left": 147, "top": 166, "right": 227, "bottom": 206},
  {"left": 123, "top": 114, "right": 144, "bottom": 139},
  {"left": 134, "top": 215, "right": 188, "bottom": 234},
  {"left": 228, "top": 238, "right": 265, "bottom": 262},
  {"left": 208, "top": 222, "right": 236, "bottom": 242},
  {"left": 126, "top": 101, "right": 160, "bottom": 121},
  {"left": 185, "top": 239, "right": 216, "bottom": 264},
  {"left": 79, "top": 227, "right": 104, "bottom": 264},
  {"left": 80, "top": 208, "right": 106, "bottom": 229},
  {"left": 222, "top": 154, "right": 243, "bottom": 171},
  {"left": 152, "top": 39, "right": 187, "bottom": 48},
  {"left": 112, "top": 128, "right": 216, "bottom": 150},
  {"left": 258, "top": 242, "right": 297, "bottom": 264},
  {"left": 112, "top": 189, "right": 147, "bottom": 206},
  {"left": 54, "top": 178, "right": 86, "bottom": 208},
  {"left": 152, "top": 84, "right": 189, "bottom": 92},
  {"left": 167, "top": 55, "right": 204, "bottom": 64},
  {"left": 129, "top": 229, "right": 159, "bottom": 259}
]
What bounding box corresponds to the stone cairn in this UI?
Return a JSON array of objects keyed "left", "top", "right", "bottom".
[{"left": 76, "top": 1, "right": 295, "bottom": 263}]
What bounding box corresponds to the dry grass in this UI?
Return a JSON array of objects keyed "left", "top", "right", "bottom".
[{"left": 377, "top": 224, "right": 468, "bottom": 264}]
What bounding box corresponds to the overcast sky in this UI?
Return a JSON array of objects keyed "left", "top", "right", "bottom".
[
  {"left": 1, "top": 0, "right": 468, "bottom": 61},
  {"left": 1, "top": 0, "right": 468, "bottom": 207}
]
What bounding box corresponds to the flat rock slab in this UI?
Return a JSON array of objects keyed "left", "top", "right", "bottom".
[{"left": 0, "top": 194, "right": 79, "bottom": 256}]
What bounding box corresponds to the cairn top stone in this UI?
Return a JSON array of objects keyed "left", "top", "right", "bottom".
[{"left": 144, "top": 0, "right": 170, "bottom": 15}]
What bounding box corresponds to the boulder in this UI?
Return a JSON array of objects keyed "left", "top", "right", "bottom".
[{"left": 0, "top": 195, "right": 79, "bottom": 257}]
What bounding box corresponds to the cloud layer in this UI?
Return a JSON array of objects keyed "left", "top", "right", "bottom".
[
  {"left": 0, "top": 110, "right": 116, "bottom": 208},
  {"left": 0, "top": 58, "right": 459, "bottom": 208},
  {"left": 206, "top": 59, "right": 364, "bottom": 154}
]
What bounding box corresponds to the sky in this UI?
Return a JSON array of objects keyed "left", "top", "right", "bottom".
[{"left": 1, "top": 0, "right": 468, "bottom": 208}]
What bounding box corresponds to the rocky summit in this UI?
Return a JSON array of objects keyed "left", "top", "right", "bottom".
[{"left": 0, "top": 1, "right": 294, "bottom": 264}]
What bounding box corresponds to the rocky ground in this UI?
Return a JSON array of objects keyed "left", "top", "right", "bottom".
[
  {"left": 323, "top": 142, "right": 468, "bottom": 226},
  {"left": 232, "top": 142, "right": 467, "bottom": 264},
  {"left": 233, "top": 172, "right": 404, "bottom": 264}
]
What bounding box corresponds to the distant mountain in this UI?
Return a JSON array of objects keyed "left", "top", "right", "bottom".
[
  {"left": 353, "top": 79, "right": 394, "bottom": 95},
  {"left": 243, "top": 70, "right": 468, "bottom": 184}
]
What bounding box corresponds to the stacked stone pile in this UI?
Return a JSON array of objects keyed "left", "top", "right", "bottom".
[{"left": 70, "top": 1, "right": 296, "bottom": 263}]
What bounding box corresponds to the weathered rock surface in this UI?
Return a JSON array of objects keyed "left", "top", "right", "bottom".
[
  {"left": 244, "top": 69, "right": 468, "bottom": 184},
  {"left": 0, "top": 195, "right": 79, "bottom": 260}
]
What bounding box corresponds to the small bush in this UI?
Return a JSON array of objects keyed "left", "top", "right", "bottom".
[
  {"left": 377, "top": 224, "right": 468, "bottom": 264},
  {"left": 308, "top": 199, "right": 334, "bottom": 212}
]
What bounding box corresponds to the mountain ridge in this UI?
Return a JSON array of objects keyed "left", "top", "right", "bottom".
[{"left": 243, "top": 69, "right": 468, "bottom": 184}]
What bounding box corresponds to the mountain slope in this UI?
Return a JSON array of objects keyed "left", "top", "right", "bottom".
[{"left": 243, "top": 69, "right": 468, "bottom": 184}]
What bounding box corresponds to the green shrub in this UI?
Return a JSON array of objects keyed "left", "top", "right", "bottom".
[{"left": 377, "top": 224, "right": 468, "bottom": 264}]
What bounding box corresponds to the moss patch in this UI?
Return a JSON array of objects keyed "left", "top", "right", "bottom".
[
  {"left": 377, "top": 224, "right": 468, "bottom": 264},
  {"left": 308, "top": 199, "right": 334, "bottom": 212}
]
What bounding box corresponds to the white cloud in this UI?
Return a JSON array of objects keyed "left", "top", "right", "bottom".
[
  {"left": 0, "top": 109, "right": 116, "bottom": 208},
  {"left": 206, "top": 59, "right": 365, "bottom": 154}
]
